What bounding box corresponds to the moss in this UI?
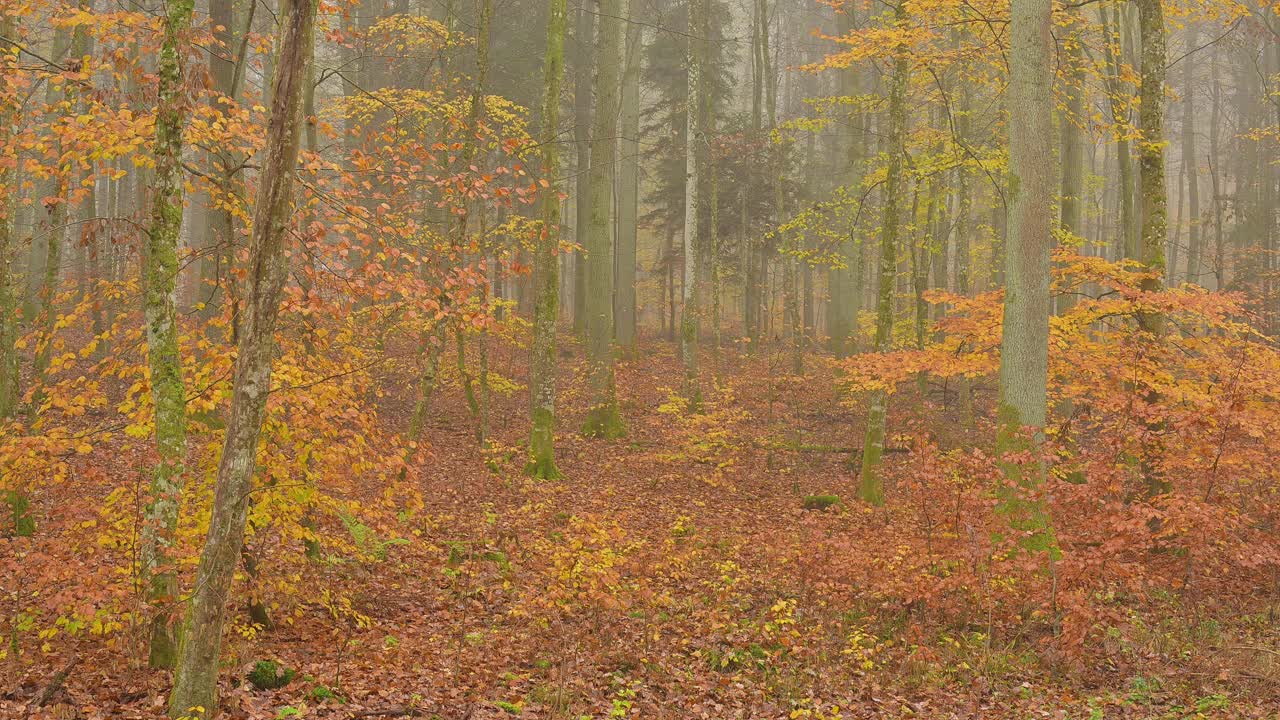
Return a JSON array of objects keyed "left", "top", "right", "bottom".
[
  {"left": 306, "top": 684, "right": 344, "bottom": 704},
  {"left": 247, "top": 660, "right": 296, "bottom": 690},
  {"left": 802, "top": 494, "right": 842, "bottom": 511}
]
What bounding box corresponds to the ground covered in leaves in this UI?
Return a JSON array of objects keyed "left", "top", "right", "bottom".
[{"left": 4, "top": 338, "right": 1279, "bottom": 719}]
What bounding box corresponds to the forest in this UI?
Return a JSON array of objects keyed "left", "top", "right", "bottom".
[{"left": 0, "top": 0, "right": 1278, "bottom": 716}]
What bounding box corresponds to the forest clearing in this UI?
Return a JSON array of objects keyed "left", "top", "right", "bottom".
[{"left": 1, "top": 0, "right": 1279, "bottom": 717}]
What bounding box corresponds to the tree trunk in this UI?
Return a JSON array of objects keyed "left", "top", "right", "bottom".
[
  {"left": 1135, "top": 0, "right": 1168, "bottom": 498},
  {"left": 0, "top": 12, "right": 20, "bottom": 421},
  {"left": 580, "top": 0, "right": 625, "bottom": 438},
  {"left": 996, "top": 0, "right": 1055, "bottom": 551},
  {"left": 571, "top": 4, "right": 595, "bottom": 338},
  {"left": 1102, "top": 2, "right": 1137, "bottom": 261},
  {"left": 1059, "top": 7, "right": 1086, "bottom": 314},
  {"left": 167, "top": 1, "right": 313, "bottom": 715},
  {"left": 1182, "top": 26, "right": 1203, "bottom": 286},
  {"left": 139, "top": 0, "right": 196, "bottom": 670},
  {"left": 615, "top": 15, "right": 640, "bottom": 353},
  {"left": 858, "top": 2, "right": 907, "bottom": 507},
  {"left": 527, "top": 0, "right": 568, "bottom": 479},
  {"left": 681, "top": 0, "right": 703, "bottom": 410}
]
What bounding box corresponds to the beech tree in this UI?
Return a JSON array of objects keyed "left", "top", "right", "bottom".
[
  {"left": 992, "top": 0, "right": 1056, "bottom": 555},
  {"left": 528, "top": 0, "right": 568, "bottom": 479},
  {"left": 168, "top": 0, "right": 315, "bottom": 714},
  {"left": 580, "top": 0, "right": 625, "bottom": 438},
  {"left": 139, "top": 0, "right": 193, "bottom": 670}
]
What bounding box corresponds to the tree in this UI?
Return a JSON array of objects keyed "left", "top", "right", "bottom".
[
  {"left": 616, "top": 13, "right": 641, "bottom": 353},
  {"left": 140, "top": 0, "right": 194, "bottom": 670},
  {"left": 580, "top": 0, "right": 625, "bottom": 438},
  {"left": 168, "top": 0, "right": 315, "bottom": 714},
  {"left": 857, "top": 0, "right": 907, "bottom": 507},
  {"left": 571, "top": 2, "right": 594, "bottom": 337},
  {"left": 995, "top": 0, "right": 1054, "bottom": 548},
  {"left": 680, "top": 0, "right": 704, "bottom": 410},
  {"left": 528, "top": 0, "right": 568, "bottom": 479},
  {"left": 0, "top": 10, "right": 19, "bottom": 422}
]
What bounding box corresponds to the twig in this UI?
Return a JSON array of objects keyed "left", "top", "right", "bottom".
[
  {"left": 348, "top": 708, "right": 426, "bottom": 718},
  {"left": 23, "top": 653, "right": 79, "bottom": 718}
]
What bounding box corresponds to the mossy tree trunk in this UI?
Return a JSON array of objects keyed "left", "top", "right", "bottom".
[
  {"left": 995, "top": 0, "right": 1055, "bottom": 551},
  {"left": 527, "top": 0, "right": 568, "bottom": 479},
  {"left": 858, "top": 1, "right": 908, "bottom": 507},
  {"left": 167, "top": 1, "right": 313, "bottom": 715},
  {"left": 1135, "top": 0, "right": 1168, "bottom": 497},
  {"left": 581, "top": 0, "right": 625, "bottom": 438},
  {"left": 139, "top": 0, "right": 195, "bottom": 670}
]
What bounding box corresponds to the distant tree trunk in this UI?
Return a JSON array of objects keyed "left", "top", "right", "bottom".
[
  {"left": 167, "top": 1, "right": 314, "bottom": 715},
  {"left": 1102, "top": 2, "right": 1136, "bottom": 261},
  {"left": 1059, "top": 7, "right": 1086, "bottom": 314},
  {"left": 0, "top": 11, "right": 20, "bottom": 421},
  {"left": 527, "top": 0, "right": 568, "bottom": 479},
  {"left": 135, "top": 0, "right": 195, "bottom": 670},
  {"left": 858, "top": 2, "right": 907, "bottom": 507},
  {"left": 616, "top": 15, "right": 640, "bottom": 353},
  {"left": 996, "top": 0, "right": 1054, "bottom": 550},
  {"left": 571, "top": 3, "right": 595, "bottom": 338},
  {"left": 1208, "top": 46, "right": 1225, "bottom": 290},
  {"left": 1182, "top": 26, "right": 1203, "bottom": 286},
  {"left": 581, "top": 0, "right": 625, "bottom": 438},
  {"left": 200, "top": 0, "right": 250, "bottom": 326},
  {"left": 681, "top": 0, "right": 703, "bottom": 410}
]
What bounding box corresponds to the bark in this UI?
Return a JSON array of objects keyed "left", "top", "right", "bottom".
[
  {"left": 681, "top": 0, "right": 703, "bottom": 410},
  {"left": 0, "top": 12, "right": 19, "bottom": 421},
  {"left": 167, "top": 1, "right": 314, "bottom": 715},
  {"left": 1102, "top": 2, "right": 1137, "bottom": 261},
  {"left": 580, "top": 0, "right": 625, "bottom": 438},
  {"left": 527, "top": 0, "right": 569, "bottom": 478},
  {"left": 1135, "top": 0, "right": 1167, "bottom": 335},
  {"left": 1059, "top": 8, "right": 1086, "bottom": 315},
  {"left": 1182, "top": 26, "right": 1203, "bottom": 286},
  {"left": 199, "top": 0, "right": 251, "bottom": 325},
  {"left": 134, "top": 0, "right": 194, "bottom": 670},
  {"left": 1135, "top": 0, "right": 1168, "bottom": 498},
  {"left": 615, "top": 16, "right": 641, "bottom": 352},
  {"left": 571, "top": 3, "right": 595, "bottom": 337},
  {"left": 996, "top": 0, "right": 1055, "bottom": 550},
  {"left": 858, "top": 1, "right": 907, "bottom": 507}
]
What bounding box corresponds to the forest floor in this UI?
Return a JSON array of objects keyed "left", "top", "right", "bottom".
[{"left": 5, "top": 335, "right": 1279, "bottom": 719}]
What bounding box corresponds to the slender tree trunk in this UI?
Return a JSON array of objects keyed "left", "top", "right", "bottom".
[
  {"left": 1102, "top": 2, "right": 1137, "bottom": 261},
  {"left": 1135, "top": 0, "right": 1168, "bottom": 497},
  {"left": 136, "top": 0, "right": 195, "bottom": 670},
  {"left": 616, "top": 15, "right": 640, "bottom": 353},
  {"left": 527, "top": 0, "right": 568, "bottom": 479},
  {"left": 581, "top": 0, "right": 625, "bottom": 438},
  {"left": 1059, "top": 7, "right": 1086, "bottom": 315},
  {"left": 571, "top": 3, "right": 595, "bottom": 337},
  {"left": 1208, "top": 46, "right": 1225, "bottom": 290},
  {"left": 996, "top": 0, "right": 1055, "bottom": 550},
  {"left": 0, "top": 12, "right": 20, "bottom": 421},
  {"left": 1182, "top": 26, "right": 1203, "bottom": 286},
  {"left": 167, "top": 1, "right": 313, "bottom": 715},
  {"left": 858, "top": 2, "right": 907, "bottom": 506},
  {"left": 681, "top": 0, "right": 703, "bottom": 409}
]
